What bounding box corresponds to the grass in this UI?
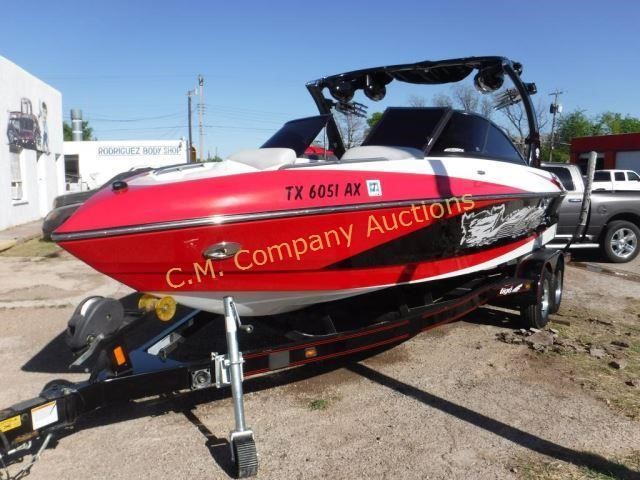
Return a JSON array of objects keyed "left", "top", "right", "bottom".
[
  {"left": 308, "top": 399, "right": 329, "bottom": 411},
  {"left": 516, "top": 451, "right": 640, "bottom": 480},
  {"left": 0, "top": 238, "right": 61, "bottom": 258},
  {"left": 543, "top": 309, "right": 640, "bottom": 420}
]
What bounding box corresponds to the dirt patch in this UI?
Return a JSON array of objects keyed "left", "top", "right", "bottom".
[
  {"left": 512, "top": 450, "right": 640, "bottom": 479},
  {"left": 503, "top": 269, "right": 640, "bottom": 420},
  {"left": 361, "top": 342, "right": 412, "bottom": 367},
  {"left": 0, "top": 238, "right": 61, "bottom": 258},
  {"left": 1, "top": 284, "right": 77, "bottom": 301},
  {"left": 1, "top": 257, "right": 640, "bottom": 479}
]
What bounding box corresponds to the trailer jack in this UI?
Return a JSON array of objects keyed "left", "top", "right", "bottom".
[
  {"left": 221, "top": 296, "right": 258, "bottom": 478},
  {"left": 190, "top": 297, "right": 258, "bottom": 477}
]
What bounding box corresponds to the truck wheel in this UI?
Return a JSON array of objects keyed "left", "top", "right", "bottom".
[
  {"left": 549, "top": 260, "right": 564, "bottom": 315},
  {"left": 602, "top": 220, "right": 640, "bottom": 263},
  {"left": 520, "top": 269, "right": 552, "bottom": 329}
]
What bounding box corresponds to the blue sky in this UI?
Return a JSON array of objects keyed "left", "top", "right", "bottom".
[{"left": 2, "top": 0, "right": 639, "bottom": 157}]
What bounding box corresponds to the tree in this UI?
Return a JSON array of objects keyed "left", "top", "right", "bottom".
[
  {"left": 432, "top": 93, "right": 453, "bottom": 108},
  {"left": 557, "top": 110, "right": 595, "bottom": 142},
  {"left": 335, "top": 111, "right": 366, "bottom": 149},
  {"left": 424, "top": 86, "right": 493, "bottom": 118},
  {"left": 595, "top": 111, "right": 640, "bottom": 135},
  {"left": 545, "top": 110, "right": 640, "bottom": 162},
  {"left": 63, "top": 120, "right": 94, "bottom": 141},
  {"left": 497, "top": 98, "right": 549, "bottom": 154},
  {"left": 204, "top": 152, "right": 223, "bottom": 162},
  {"left": 451, "top": 85, "right": 493, "bottom": 119},
  {"left": 408, "top": 94, "right": 428, "bottom": 107},
  {"left": 617, "top": 115, "right": 640, "bottom": 133},
  {"left": 549, "top": 110, "right": 596, "bottom": 162},
  {"left": 367, "top": 112, "right": 384, "bottom": 129}
]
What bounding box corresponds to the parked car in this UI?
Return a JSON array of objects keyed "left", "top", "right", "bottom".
[
  {"left": 540, "top": 163, "right": 640, "bottom": 262},
  {"left": 42, "top": 167, "right": 153, "bottom": 240},
  {"left": 591, "top": 169, "right": 640, "bottom": 192}
]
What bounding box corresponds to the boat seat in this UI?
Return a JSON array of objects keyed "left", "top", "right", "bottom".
[
  {"left": 291, "top": 157, "right": 312, "bottom": 165},
  {"left": 341, "top": 145, "right": 424, "bottom": 161},
  {"left": 228, "top": 148, "right": 297, "bottom": 170}
]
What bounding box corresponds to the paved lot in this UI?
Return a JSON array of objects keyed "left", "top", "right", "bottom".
[{"left": 0, "top": 250, "right": 638, "bottom": 479}]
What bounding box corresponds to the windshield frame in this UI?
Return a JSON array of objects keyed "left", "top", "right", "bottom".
[{"left": 261, "top": 114, "right": 332, "bottom": 157}]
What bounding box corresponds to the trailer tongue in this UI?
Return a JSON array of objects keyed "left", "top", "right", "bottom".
[{"left": 0, "top": 249, "right": 564, "bottom": 479}]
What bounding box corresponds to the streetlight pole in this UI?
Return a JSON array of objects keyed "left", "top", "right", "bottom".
[
  {"left": 186, "top": 89, "right": 195, "bottom": 163},
  {"left": 198, "top": 74, "right": 205, "bottom": 162},
  {"left": 549, "top": 89, "right": 564, "bottom": 162}
]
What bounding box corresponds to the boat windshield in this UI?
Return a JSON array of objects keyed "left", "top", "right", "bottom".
[
  {"left": 364, "top": 107, "right": 525, "bottom": 165},
  {"left": 362, "top": 107, "right": 447, "bottom": 151},
  {"left": 261, "top": 115, "right": 330, "bottom": 157},
  {"left": 265, "top": 107, "right": 525, "bottom": 166},
  {"left": 428, "top": 111, "right": 525, "bottom": 165}
]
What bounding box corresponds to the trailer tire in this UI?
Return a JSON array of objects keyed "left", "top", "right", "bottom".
[
  {"left": 520, "top": 269, "right": 552, "bottom": 329},
  {"left": 602, "top": 220, "right": 640, "bottom": 263},
  {"left": 549, "top": 260, "right": 564, "bottom": 315}
]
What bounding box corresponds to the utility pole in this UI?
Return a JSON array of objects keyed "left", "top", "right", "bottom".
[
  {"left": 186, "top": 88, "right": 195, "bottom": 163},
  {"left": 198, "top": 74, "right": 205, "bottom": 163},
  {"left": 548, "top": 89, "right": 564, "bottom": 162}
]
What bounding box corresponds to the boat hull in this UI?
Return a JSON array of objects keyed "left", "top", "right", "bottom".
[{"left": 57, "top": 193, "right": 559, "bottom": 315}]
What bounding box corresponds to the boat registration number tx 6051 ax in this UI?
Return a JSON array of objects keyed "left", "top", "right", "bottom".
[{"left": 285, "top": 182, "right": 362, "bottom": 201}]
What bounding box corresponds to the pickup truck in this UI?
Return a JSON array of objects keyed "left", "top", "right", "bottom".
[
  {"left": 540, "top": 163, "right": 640, "bottom": 263},
  {"left": 592, "top": 169, "right": 640, "bottom": 192}
]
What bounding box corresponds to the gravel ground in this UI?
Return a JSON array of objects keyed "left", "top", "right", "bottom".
[{"left": 0, "top": 250, "right": 638, "bottom": 480}]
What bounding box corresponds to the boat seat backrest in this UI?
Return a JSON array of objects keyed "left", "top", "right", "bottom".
[
  {"left": 341, "top": 145, "right": 424, "bottom": 161},
  {"left": 228, "top": 148, "right": 297, "bottom": 170}
]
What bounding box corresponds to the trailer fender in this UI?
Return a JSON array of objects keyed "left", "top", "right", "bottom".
[{"left": 514, "top": 249, "right": 564, "bottom": 306}]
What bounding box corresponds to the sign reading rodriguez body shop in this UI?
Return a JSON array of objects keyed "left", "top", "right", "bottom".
[
  {"left": 63, "top": 139, "right": 186, "bottom": 190},
  {"left": 97, "top": 145, "right": 182, "bottom": 156}
]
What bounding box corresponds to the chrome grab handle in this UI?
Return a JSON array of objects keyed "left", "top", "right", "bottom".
[
  {"left": 203, "top": 242, "right": 241, "bottom": 260},
  {"left": 567, "top": 198, "right": 582, "bottom": 203}
]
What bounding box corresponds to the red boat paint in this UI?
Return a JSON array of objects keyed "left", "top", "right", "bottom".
[
  {"left": 59, "top": 197, "right": 529, "bottom": 292},
  {"left": 55, "top": 170, "right": 525, "bottom": 235}
]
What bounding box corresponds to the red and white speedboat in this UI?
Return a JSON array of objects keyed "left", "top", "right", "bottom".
[{"left": 52, "top": 57, "right": 564, "bottom": 316}]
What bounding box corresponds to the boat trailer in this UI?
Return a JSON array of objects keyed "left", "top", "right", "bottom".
[{"left": 0, "top": 248, "right": 565, "bottom": 479}]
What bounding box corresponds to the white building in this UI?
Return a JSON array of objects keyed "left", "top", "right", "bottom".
[
  {"left": 0, "top": 56, "right": 64, "bottom": 230},
  {"left": 63, "top": 139, "right": 187, "bottom": 190}
]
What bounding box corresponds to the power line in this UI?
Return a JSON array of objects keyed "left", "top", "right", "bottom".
[
  {"left": 209, "top": 104, "right": 290, "bottom": 116},
  {"left": 64, "top": 104, "right": 291, "bottom": 123},
  {"left": 97, "top": 124, "right": 276, "bottom": 133},
  {"left": 63, "top": 111, "right": 184, "bottom": 122},
  {"left": 97, "top": 125, "right": 188, "bottom": 132},
  {"left": 89, "top": 112, "right": 184, "bottom": 122},
  {"left": 158, "top": 126, "right": 183, "bottom": 140},
  {"left": 205, "top": 124, "right": 275, "bottom": 131},
  {"left": 213, "top": 113, "right": 284, "bottom": 126},
  {"left": 44, "top": 73, "right": 230, "bottom": 80}
]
